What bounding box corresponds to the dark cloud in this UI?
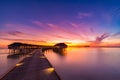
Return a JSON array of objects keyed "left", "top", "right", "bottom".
[
  {"left": 87, "top": 33, "right": 110, "bottom": 44},
  {"left": 8, "top": 30, "right": 35, "bottom": 37},
  {"left": 8, "top": 31, "right": 26, "bottom": 36},
  {"left": 95, "top": 33, "right": 110, "bottom": 43},
  {"left": 0, "top": 30, "right": 35, "bottom": 37}
]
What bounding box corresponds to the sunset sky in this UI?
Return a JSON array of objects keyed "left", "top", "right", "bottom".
[{"left": 0, "top": 0, "right": 120, "bottom": 48}]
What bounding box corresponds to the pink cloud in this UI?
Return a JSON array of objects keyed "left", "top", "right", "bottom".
[
  {"left": 71, "top": 23, "right": 79, "bottom": 28},
  {"left": 32, "top": 21, "right": 44, "bottom": 27},
  {"left": 3, "top": 22, "right": 103, "bottom": 44},
  {"left": 3, "top": 23, "right": 51, "bottom": 40},
  {"left": 47, "top": 23, "right": 94, "bottom": 41},
  {"left": 78, "top": 12, "right": 92, "bottom": 19},
  {"left": 31, "top": 22, "right": 81, "bottom": 40},
  {"left": 47, "top": 23, "right": 77, "bottom": 35},
  {"left": 32, "top": 21, "right": 91, "bottom": 41},
  {"left": 48, "top": 24, "right": 78, "bottom": 36},
  {"left": 4, "top": 23, "right": 44, "bottom": 35},
  {"left": 0, "top": 31, "right": 10, "bottom": 36},
  {"left": 0, "top": 37, "right": 47, "bottom": 43},
  {"left": 7, "top": 31, "right": 33, "bottom": 37}
]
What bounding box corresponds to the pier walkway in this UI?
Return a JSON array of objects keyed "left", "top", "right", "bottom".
[{"left": 1, "top": 49, "right": 61, "bottom": 80}]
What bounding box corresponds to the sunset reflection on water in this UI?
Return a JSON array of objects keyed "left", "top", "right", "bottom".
[{"left": 44, "top": 47, "right": 120, "bottom": 80}]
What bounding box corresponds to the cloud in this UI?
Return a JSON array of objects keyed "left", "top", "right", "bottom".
[
  {"left": 47, "top": 23, "right": 94, "bottom": 41},
  {"left": 95, "top": 33, "right": 110, "bottom": 43},
  {"left": 32, "top": 20, "right": 50, "bottom": 30},
  {"left": 4, "top": 23, "right": 41, "bottom": 33},
  {"left": 0, "top": 31, "right": 9, "bottom": 36},
  {"left": 87, "top": 33, "right": 110, "bottom": 44},
  {"left": 31, "top": 21, "right": 94, "bottom": 41},
  {"left": 47, "top": 34, "right": 72, "bottom": 39},
  {"left": 8, "top": 31, "right": 30, "bottom": 36},
  {"left": 70, "top": 23, "right": 97, "bottom": 40},
  {"left": 47, "top": 23, "right": 81, "bottom": 37},
  {"left": 90, "top": 28, "right": 94, "bottom": 34},
  {"left": 4, "top": 22, "right": 114, "bottom": 45},
  {"left": 0, "top": 30, "right": 34, "bottom": 38},
  {"left": 71, "top": 23, "right": 79, "bottom": 28},
  {"left": 0, "top": 38, "right": 47, "bottom": 43},
  {"left": 112, "top": 32, "right": 120, "bottom": 37},
  {"left": 78, "top": 12, "right": 92, "bottom": 19},
  {"left": 4, "top": 23, "right": 50, "bottom": 39},
  {"left": 32, "top": 21, "right": 44, "bottom": 27}
]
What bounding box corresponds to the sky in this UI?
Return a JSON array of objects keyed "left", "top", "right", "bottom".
[{"left": 0, "top": 0, "right": 120, "bottom": 48}]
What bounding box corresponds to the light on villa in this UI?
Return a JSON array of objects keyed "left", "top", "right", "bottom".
[
  {"left": 16, "top": 62, "right": 24, "bottom": 67},
  {"left": 43, "top": 67, "right": 55, "bottom": 74},
  {"left": 40, "top": 56, "right": 46, "bottom": 58},
  {"left": 26, "top": 55, "right": 31, "bottom": 57}
]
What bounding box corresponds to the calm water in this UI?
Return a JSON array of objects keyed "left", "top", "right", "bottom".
[
  {"left": 0, "top": 49, "right": 24, "bottom": 77},
  {"left": 44, "top": 47, "right": 120, "bottom": 80}
]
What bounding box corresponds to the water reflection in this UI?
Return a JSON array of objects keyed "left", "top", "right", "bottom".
[
  {"left": 53, "top": 48, "right": 67, "bottom": 56},
  {"left": 0, "top": 49, "right": 25, "bottom": 77},
  {"left": 42, "top": 47, "right": 67, "bottom": 57},
  {"left": 7, "top": 55, "right": 20, "bottom": 59},
  {"left": 45, "top": 47, "right": 120, "bottom": 80}
]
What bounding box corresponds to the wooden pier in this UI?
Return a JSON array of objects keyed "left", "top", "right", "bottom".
[{"left": 1, "top": 43, "right": 61, "bottom": 80}]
